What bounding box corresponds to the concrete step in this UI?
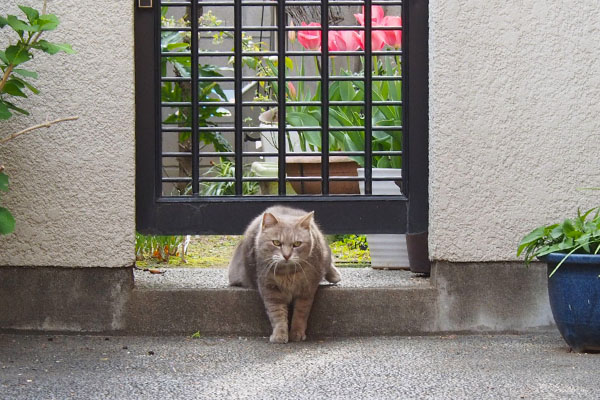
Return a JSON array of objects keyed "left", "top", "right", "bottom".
[
  {"left": 0, "top": 263, "right": 554, "bottom": 335},
  {"left": 125, "top": 268, "right": 438, "bottom": 336}
]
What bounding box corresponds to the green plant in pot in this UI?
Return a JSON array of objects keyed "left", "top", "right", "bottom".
[
  {"left": 518, "top": 206, "right": 600, "bottom": 352},
  {"left": 0, "top": 3, "right": 75, "bottom": 235}
]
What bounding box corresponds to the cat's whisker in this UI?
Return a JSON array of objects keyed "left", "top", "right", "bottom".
[
  {"left": 264, "top": 259, "right": 279, "bottom": 279},
  {"left": 290, "top": 261, "right": 298, "bottom": 287},
  {"left": 264, "top": 259, "right": 277, "bottom": 270},
  {"left": 289, "top": 260, "right": 301, "bottom": 285},
  {"left": 294, "top": 260, "right": 310, "bottom": 285},
  {"left": 270, "top": 259, "right": 281, "bottom": 278}
]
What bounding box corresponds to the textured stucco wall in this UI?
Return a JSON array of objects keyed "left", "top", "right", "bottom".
[
  {"left": 0, "top": 1, "right": 135, "bottom": 267},
  {"left": 429, "top": 1, "right": 600, "bottom": 261}
]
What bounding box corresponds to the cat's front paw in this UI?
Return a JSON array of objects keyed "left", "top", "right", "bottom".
[
  {"left": 289, "top": 329, "right": 307, "bottom": 342},
  {"left": 269, "top": 330, "right": 289, "bottom": 344},
  {"left": 325, "top": 265, "right": 341, "bottom": 284}
]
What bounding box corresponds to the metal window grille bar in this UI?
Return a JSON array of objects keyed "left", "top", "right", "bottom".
[
  {"left": 159, "top": 126, "right": 403, "bottom": 132},
  {"left": 234, "top": 0, "right": 244, "bottom": 195},
  {"left": 161, "top": 150, "right": 403, "bottom": 157},
  {"left": 161, "top": 50, "right": 402, "bottom": 56},
  {"left": 161, "top": 100, "right": 402, "bottom": 107},
  {"left": 363, "top": 0, "right": 373, "bottom": 195},
  {"left": 276, "top": 0, "right": 286, "bottom": 195},
  {"left": 154, "top": 75, "right": 403, "bottom": 82},
  {"left": 189, "top": 0, "right": 200, "bottom": 195},
  {"left": 162, "top": 25, "right": 403, "bottom": 32},
  {"left": 320, "top": 0, "right": 330, "bottom": 195}
]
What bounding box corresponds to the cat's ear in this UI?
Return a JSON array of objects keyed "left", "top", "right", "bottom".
[
  {"left": 262, "top": 212, "right": 279, "bottom": 229},
  {"left": 297, "top": 211, "right": 314, "bottom": 229}
]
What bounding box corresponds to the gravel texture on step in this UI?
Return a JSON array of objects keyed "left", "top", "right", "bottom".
[{"left": 133, "top": 267, "right": 430, "bottom": 289}]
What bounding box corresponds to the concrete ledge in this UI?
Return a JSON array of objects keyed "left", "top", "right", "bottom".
[
  {"left": 0, "top": 266, "right": 133, "bottom": 332},
  {"left": 125, "top": 268, "right": 436, "bottom": 336},
  {"left": 0, "top": 263, "right": 555, "bottom": 335},
  {"left": 125, "top": 285, "right": 437, "bottom": 336},
  {"left": 308, "top": 286, "right": 437, "bottom": 336},
  {"left": 125, "top": 287, "right": 271, "bottom": 335},
  {"left": 432, "top": 261, "right": 554, "bottom": 332}
]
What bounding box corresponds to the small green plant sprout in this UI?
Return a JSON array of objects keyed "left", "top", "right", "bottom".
[
  {"left": 517, "top": 207, "right": 600, "bottom": 277},
  {"left": 0, "top": 2, "right": 77, "bottom": 235},
  {"left": 191, "top": 331, "right": 202, "bottom": 339}
]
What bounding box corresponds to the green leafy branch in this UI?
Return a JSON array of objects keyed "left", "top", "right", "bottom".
[
  {"left": 0, "top": 4, "right": 75, "bottom": 119},
  {"left": 0, "top": 3, "right": 76, "bottom": 235}
]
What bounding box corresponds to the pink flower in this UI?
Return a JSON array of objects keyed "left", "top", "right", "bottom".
[
  {"left": 382, "top": 16, "right": 402, "bottom": 49},
  {"left": 328, "top": 30, "right": 361, "bottom": 52},
  {"left": 297, "top": 22, "right": 322, "bottom": 50},
  {"left": 358, "top": 30, "right": 387, "bottom": 51},
  {"left": 354, "top": 5, "right": 385, "bottom": 26},
  {"left": 287, "top": 82, "right": 297, "bottom": 99},
  {"left": 354, "top": 6, "right": 388, "bottom": 51}
]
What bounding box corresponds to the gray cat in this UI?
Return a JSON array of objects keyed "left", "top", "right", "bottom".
[{"left": 228, "top": 206, "right": 341, "bottom": 343}]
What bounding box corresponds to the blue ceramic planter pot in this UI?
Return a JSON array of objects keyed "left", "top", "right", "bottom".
[{"left": 545, "top": 253, "right": 600, "bottom": 352}]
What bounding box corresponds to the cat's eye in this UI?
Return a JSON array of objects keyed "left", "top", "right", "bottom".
[
  {"left": 272, "top": 240, "right": 282, "bottom": 246},
  {"left": 293, "top": 241, "right": 302, "bottom": 247}
]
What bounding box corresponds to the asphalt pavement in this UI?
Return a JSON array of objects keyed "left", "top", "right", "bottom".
[{"left": 1, "top": 331, "right": 599, "bottom": 399}]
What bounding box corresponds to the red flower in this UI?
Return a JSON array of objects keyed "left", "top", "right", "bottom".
[
  {"left": 382, "top": 16, "right": 402, "bottom": 49},
  {"left": 328, "top": 30, "right": 361, "bottom": 52},
  {"left": 358, "top": 30, "right": 387, "bottom": 51},
  {"left": 354, "top": 6, "right": 389, "bottom": 51},
  {"left": 353, "top": 5, "right": 385, "bottom": 26},
  {"left": 297, "top": 22, "right": 322, "bottom": 50}
]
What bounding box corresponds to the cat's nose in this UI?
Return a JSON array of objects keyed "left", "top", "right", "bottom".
[{"left": 283, "top": 254, "right": 291, "bottom": 260}]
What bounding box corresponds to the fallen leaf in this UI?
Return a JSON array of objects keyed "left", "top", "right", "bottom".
[{"left": 149, "top": 269, "right": 164, "bottom": 274}]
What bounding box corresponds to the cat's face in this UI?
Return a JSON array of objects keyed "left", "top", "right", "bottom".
[{"left": 255, "top": 211, "right": 314, "bottom": 268}]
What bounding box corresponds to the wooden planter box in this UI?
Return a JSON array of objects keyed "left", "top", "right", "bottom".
[{"left": 286, "top": 156, "right": 360, "bottom": 195}]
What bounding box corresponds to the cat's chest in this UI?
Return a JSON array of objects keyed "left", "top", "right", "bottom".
[{"left": 273, "top": 272, "right": 310, "bottom": 294}]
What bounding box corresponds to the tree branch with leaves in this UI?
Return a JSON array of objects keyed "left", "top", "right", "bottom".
[{"left": 0, "top": 2, "right": 76, "bottom": 234}]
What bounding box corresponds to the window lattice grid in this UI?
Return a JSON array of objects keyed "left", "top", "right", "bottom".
[{"left": 158, "top": 0, "right": 404, "bottom": 197}]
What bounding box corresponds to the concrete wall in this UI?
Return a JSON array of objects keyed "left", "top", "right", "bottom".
[
  {"left": 429, "top": 1, "right": 600, "bottom": 262},
  {"left": 0, "top": 1, "right": 135, "bottom": 267}
]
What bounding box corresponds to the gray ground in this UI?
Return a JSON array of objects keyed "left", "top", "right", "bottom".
[{"left": 1, "top": 332, "right": 599, "bottom": 399}]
